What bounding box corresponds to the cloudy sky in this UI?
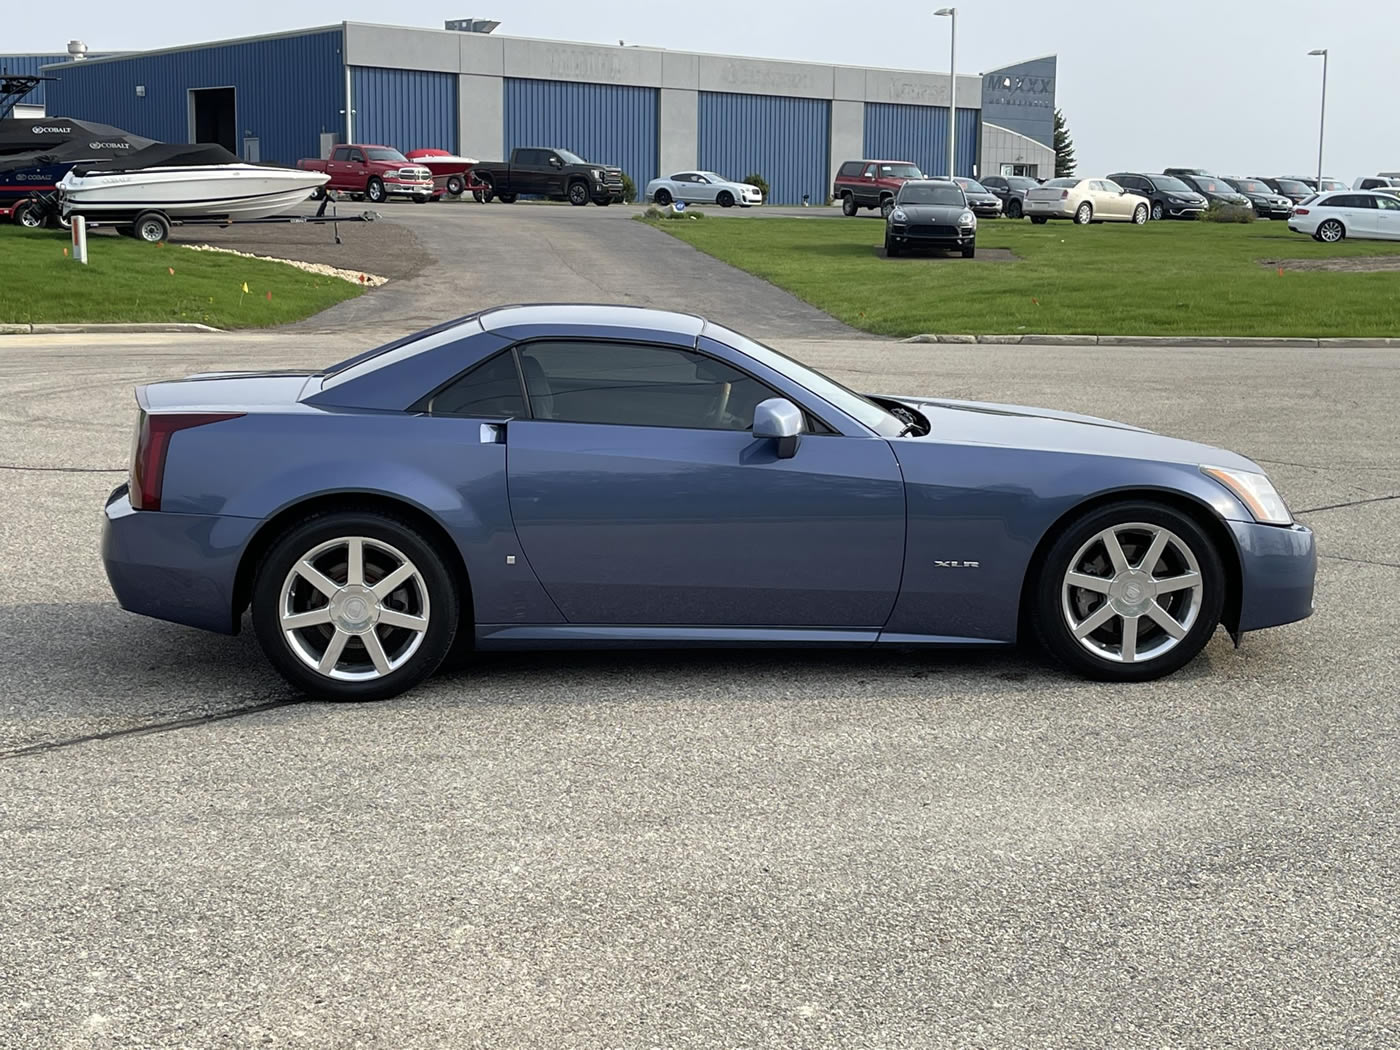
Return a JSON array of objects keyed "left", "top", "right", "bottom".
[{"left": 9, "top": 0, "right": 1394, "bottom": 181}]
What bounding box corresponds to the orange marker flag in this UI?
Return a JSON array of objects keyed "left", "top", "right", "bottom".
[{"left": 266, "top": 291, "right": 272, "bottom": 301}]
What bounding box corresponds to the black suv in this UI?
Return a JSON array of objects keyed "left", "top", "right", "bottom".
[
  {"left": 1255, "top": 177, "right": 1314, "bottom": 204},
  {"left": 981, "top": 174, "right": 1040, "bottom": 219},
  {"left": 1176, "top": 174, "right": 1252, "bottom": 209},
  {"left": 1222, "top": 177, "right": 1294, "bottom": 219},
  {"left": 1107, "top": 172, "right": 1207, "bottom": 220}
]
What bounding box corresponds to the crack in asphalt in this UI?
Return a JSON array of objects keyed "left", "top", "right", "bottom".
[
  {"left": 1295, "top": 493, "right": 1400, "bottom": 514},
  {"left": 0, "top": 699, "right": 299, "bottom": 761},
  {"left": 0, "top": 463, "right": 125, "bottom": 474},
  {"left": 1319, "top": 553, "right": 1400, "bottom": 571}
]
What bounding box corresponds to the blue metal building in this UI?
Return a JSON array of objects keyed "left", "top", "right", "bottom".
[
  {"left": 0, "top": 54, "right": 111, "bottom": 114},
  {"left": 33, "top": 24, "right": 1055, "bottom": 200}
]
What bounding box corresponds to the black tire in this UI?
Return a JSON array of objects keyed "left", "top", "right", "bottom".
[
  {"left": 366, "top": 177, "right": 386, "bottom": 204},
  {"left": 133, "top": 211, "right": 170, "bottom": 243},
  {"left": 477, "top": 178, "right": 495, "bottom": 203},
  {"left": 445, "top": 175, "right": 465, "bottom": 197},
  {"left": 717, "top": 191, "right": 735, "bottom": 208},
  {"left": 1315, "top": 219, "right": 1345, "bottom": 243},
  {"left": 1030, "top": 216, "right": 1048, "bottom": 225},
  {"left": 251, "top": 511, "right": 460, "bottom": 702},
  {"left": 884, "top": 233, "right": 901, "bottom": 257},
  {"left": 309, "top": 185, "right": 327, "bottom": 201},
  {"left": 497, "top": 193, "right": 517, "bottom": 204},
  {"left": 14, "top": 200, "right": 44, "bottom": 229},
  {"left": 568, "top": 181, "right": 590, "bottom": 206},
  {"left": 413, "top": 194, "right": 431, "bottom": 204},
  {"left": 1132, "top": 203, "right": 1148, "bottom": 225},
  {"left": 880, "top": 196, "right": 895, "bottom": 219},
  {"left": 1030, "top": 501, "right": 1225, "bottom": 682},
  {"left": 1007, "top": 198, "right": 1023, "bottom": 219},
  {"left": 654, "top": 187, "right": 673, "bottom": 206},
  {"left": 596, "top": 198, "right": 612, "bottom": 207},
  {"left": 841, "top": 193, "right": 857, "bottom": 216},
  {"left": 1150, "top": 200, "right": 1164, "bottom": 221},
  {"left": 1074, "top": 202, "right": 1093, "bottom": 225},
  {"left": 962, "top": 242, "right": 976, "bottom": 258}
]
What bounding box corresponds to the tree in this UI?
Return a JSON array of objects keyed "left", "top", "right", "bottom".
[{"left": 1053, "top": 109, "right": 1077, "bottom": 178}]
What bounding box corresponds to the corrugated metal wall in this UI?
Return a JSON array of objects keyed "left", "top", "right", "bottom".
[
  {"left": 43, "top": 30, "right": 344, "bottom": 165},
  {"left": 503, "top": 79, "right": 658, "bottom": 190},
  {"left": 351, "top": 66, "right": 457, "bottom": 153},
  {"left": 0, "top": 55, "right": 110, "bottom": 109},
  {"left": 863, "top": 103, "right": 981, "bottom": 179},
  {"left": 698, "top": 92, "right": 829, "bottom": 206}
]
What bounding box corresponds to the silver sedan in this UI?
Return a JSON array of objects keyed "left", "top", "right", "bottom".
[{"left": 646, "top": 171, "right": 764, "bottom": 208}]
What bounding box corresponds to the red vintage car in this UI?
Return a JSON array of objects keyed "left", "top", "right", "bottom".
[{"left": 405, "top": 150, "right": 480, "bottom": 198}]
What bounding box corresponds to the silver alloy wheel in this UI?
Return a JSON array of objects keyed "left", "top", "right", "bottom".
[
  {"left": 278, "top": 536, "right": 431, "bottom": 681},
  {"left": 1133, "top": 204, "right": 1148, "bottom": 224},
  {"left": 1076, "top": 203, "right": 1092, "bottom": 224},
  {"left": 1061, "top": 522, "right": 1204, "bottom": 664},
  {"left": 1319, "top": 220, "right": 1343, "bottom": 243},
  {"left": 1151, "top": 201, "right": 1164, "bottom": 220}
]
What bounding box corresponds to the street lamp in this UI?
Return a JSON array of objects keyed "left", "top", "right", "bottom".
[
  {"left": 1308, "top": 48, "right": 1328, "bottom": 190},
  {"left": 936, "top": 7, "right": 956, "bottom": 180}
]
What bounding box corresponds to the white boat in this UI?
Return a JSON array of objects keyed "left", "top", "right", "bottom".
[{"left": 59, "top": 163, "right": 330, "bottom": 223}]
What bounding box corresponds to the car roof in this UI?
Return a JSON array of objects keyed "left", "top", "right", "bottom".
[
  {"left": 852, "top": 159, "right": 917, "bottom": 165},
  {"left": 478, "top": 303, "right": 706, "bottom": 339}
]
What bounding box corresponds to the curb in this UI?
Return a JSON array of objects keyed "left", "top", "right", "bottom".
[
  {"left": 1, "top": 322, "right": 225, "bottom": 335},
  {"left": 900, "top": 333, "right": 1400, "bottom": 348}
]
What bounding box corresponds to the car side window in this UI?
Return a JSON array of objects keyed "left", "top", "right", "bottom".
[
  {"left": 839, "top": 162, "right": 859, "bottom": 177},
  {"left": 1375, "top": 195, "right": 1400, "bottom": 211},
  {"left": 348, "top": 150, "right": 364, "bottom": 164},
  {"left": 331, "top": 147, "right": 349, "bottom": 162},
  {"left": 516, "top": 341, "right": 784, "bottom": 432},
  {"left": 428, "top": 351, "right": 527, "bottom": 418},
  {"left": 863, "top": 164, "right": 878, "bottom": 178}
]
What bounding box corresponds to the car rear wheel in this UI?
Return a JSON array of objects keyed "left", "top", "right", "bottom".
[
  {"left": 654, "top": 187, "right": 673, "bottom": 206},
  {"left": 1316, "top": 219, "right": 1345, "bottom": 243},
  {"left": 497, "top": 193, "right": 517, "bottom": 204},
  {"left": 717, "top": 191, "right": 735, "bottom": 208},
  {"left": 1132, "top": 203, "right": 1148, "bottom": 225},
  {"left": 252, "top": 512, "right": 460, "bottom": 702},
  {"left": 1031, "top": 501, "right": 1224, "bottom": 682},
  {"left": 841, "top": 193, "right": 857, "bottom": 216},
  {"left": 366, "top": 177, "right": 386, "bottom": 204},
  {"left": 1007, "top": 199, "right": 1022, "bottom": 219},
  {"left": 476, "top": 178, "right": 495, "bottom": 203},
  {"left": 568, "top": 181, "right": 590, "bottom": 206},
  {"left": 1150, "top": 200, "right": 1164, "bottom": 221},
  {"left": 1074, "top": 202, "right": 1093, "bottom": 225}
]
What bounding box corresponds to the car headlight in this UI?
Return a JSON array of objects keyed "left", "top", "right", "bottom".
[
  {"left": 960, "top": 211, "right": 976, "bottom": 226},
  {"left": 890, "top": 209, "right": 907, "bottom": 223},
  {"left": 592, "top": 168, "right": 606, "bottom": 181},
  {"left": 1201, "top": 466, "right": 1293, "bottom": 525}
]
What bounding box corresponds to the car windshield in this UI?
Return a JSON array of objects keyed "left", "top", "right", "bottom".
[
  {"left": 1044, "top": 178, "right": 1079, "bottom": 188},
  {"left": 1320, "top": 180, "right": 1346, "bottom": 191},
  {"left": 959, "top": 179, "right": 990, "bottom": 193},
  {"left": 1275, "top": 180, "right": 1309, "bottom": 194},
  {"left": 1230, "top": 180, "right": 1266, "bottom": 194},
  {"left": 897, "top": 183, "right": 965, "bottom": 206},
  {"left": 707, "top": 326, "right": 902, "bottom": 435},
  {"left": 1151, "top": 176, "right": 1192, "bottom": 192},
  {"left": 367, "top": 148, "right": 408, "bottom": 162},
  {"left": 1196, "top": 180, "right": 1230, "bottom": 193},
  {"left": 555, "top": 149, "right": 587, "bottom": 165}
]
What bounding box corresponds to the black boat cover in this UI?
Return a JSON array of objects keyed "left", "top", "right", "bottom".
[
  {"left": 0, "top": 117, "right": 156, "bottom": 172},
  {"left": 69, "top": 141, "right": 242, "bottom": 174}
]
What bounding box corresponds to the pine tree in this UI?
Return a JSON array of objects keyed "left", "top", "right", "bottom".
[{"left": 1053, "top": 109, "right": 1077, "bottom": 178}]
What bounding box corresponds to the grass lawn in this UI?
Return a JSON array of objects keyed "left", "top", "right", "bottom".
[
  {"left": 642, "top": 214, "right": 1400, "bottom": 338},
  {"left": 0, "top": 227, "right": 364, "bottom": 329}
]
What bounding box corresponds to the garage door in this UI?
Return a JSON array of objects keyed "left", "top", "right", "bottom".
[
  {"left": 504, "top": 79, "right": 659, "bottom": 192},
  {"left": 863, "top": 102, "right": 980, "bottom": 179},
  {"left": 352, "top": 67, "right": 458, "bottom": 154},
  {"left": 698, "top": 92, "right": 830, "bottom": 206}
]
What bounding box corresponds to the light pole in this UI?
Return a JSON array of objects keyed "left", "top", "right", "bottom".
[
  {"left": 1308, "top": 48, "right": 1328, "bottom": 189},
  {"left": 936, "top": 8, "right": 956, "bottom": 179}
]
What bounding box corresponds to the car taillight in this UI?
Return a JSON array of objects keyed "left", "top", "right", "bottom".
[
  {"left": 1293, "top": 207, "right": 1309, "bottom": 215},
  {"left": 1060, "top": 190, "right": 1069, "bottom": 199},
  {"left": 130, "top": 410, "right": 243, "bottom": 511}
]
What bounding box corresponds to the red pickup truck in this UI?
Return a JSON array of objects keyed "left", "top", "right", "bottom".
[{"left": 297, "top": 144, "right": 436, "bottom": 204}]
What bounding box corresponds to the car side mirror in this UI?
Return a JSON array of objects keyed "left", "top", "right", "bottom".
[
  {"left": 549, "top": 156, "right": 562, "bottom": 168},
  {"left": 753, "top": 398, "right": 804, "bottom": 459}
]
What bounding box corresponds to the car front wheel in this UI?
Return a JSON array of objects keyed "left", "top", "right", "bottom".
[
  {"left": 1132, "top": 203, "right": 1148, "bottom": 225},
  {"left": 251, "top": 512, "right": 460, "bottom": 701},
  {"left": 654, "top": 187, "right": 672, "bottom": 206},
  {"left": 884, "top": 233, "right": 901, "bottom": 257},
  {"left": 1031, "top": 501, "right": 1225, "bottom": 682},
  {"left": 1150, "top": 201, "right": 1164, "bottom": 221},
  {"left": 1007, "top": 199, "right": 1022, "bottom": 219}
]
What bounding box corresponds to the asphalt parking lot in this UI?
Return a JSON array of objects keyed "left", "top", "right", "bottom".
[{"left": 3, "top": 281, "right": 1398, "bottom": 1046}]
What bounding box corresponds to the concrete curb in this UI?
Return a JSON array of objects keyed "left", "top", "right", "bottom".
[
  {"left": 1, "top": 322, "right": 224, "bottom": 335},
  {"left": 900, "top": 333, "right": 1400, "bottom": 348}
]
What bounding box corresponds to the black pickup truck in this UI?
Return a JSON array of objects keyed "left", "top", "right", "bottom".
[{"left": 472, "top": 147, "right": 625, "bottom": 206}]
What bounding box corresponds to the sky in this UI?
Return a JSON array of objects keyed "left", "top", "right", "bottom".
[{"left": 8, "top": 0, "right": 1396, "bottom": 182}]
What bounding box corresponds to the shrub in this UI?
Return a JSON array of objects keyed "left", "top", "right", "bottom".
[
  {"left": 743, "top": 172, "right": 770, "bottom": 202},
  {"left": 642, "top": 205, "right": 706, "bottom": 221},
  {"left": 1203, "top": 201, "right": 1255, "bottom": 224},
  {"left": 620, "top": 173, "right": 637, "bottom": 204}
]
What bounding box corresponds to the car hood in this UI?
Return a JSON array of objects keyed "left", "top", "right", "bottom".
[
  {"left": 883, "top": 395, "right": 1260, "bottom": 470},
  {"left": 891, "top": 203, "right": 968, "bottom": 221}
]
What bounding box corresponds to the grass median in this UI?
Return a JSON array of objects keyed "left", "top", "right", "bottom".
[
  {"left": 641, "top": 214, "right": 1400, "bottom": 338},
  {"left": 0, "top": 227, "right": 364, "bottom": 329}
]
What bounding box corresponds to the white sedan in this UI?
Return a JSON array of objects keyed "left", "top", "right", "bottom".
[
  {"left": 646, "top": 171, "right": 764, "bottom": 208},
  {"left": 1287, "top": 190, "right": 1400, "bottom": 242}
]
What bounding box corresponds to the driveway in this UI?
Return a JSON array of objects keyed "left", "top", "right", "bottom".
[{"left": 2, "top": 330, "right": 1398, "bottom": 1047}]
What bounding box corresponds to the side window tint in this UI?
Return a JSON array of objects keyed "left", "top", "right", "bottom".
[
  {"left": 517, "top": 341, "right": 781, "bottom": 431},
  {"left": 429, "top": 351, "right": 526, "bottom": 418}
]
